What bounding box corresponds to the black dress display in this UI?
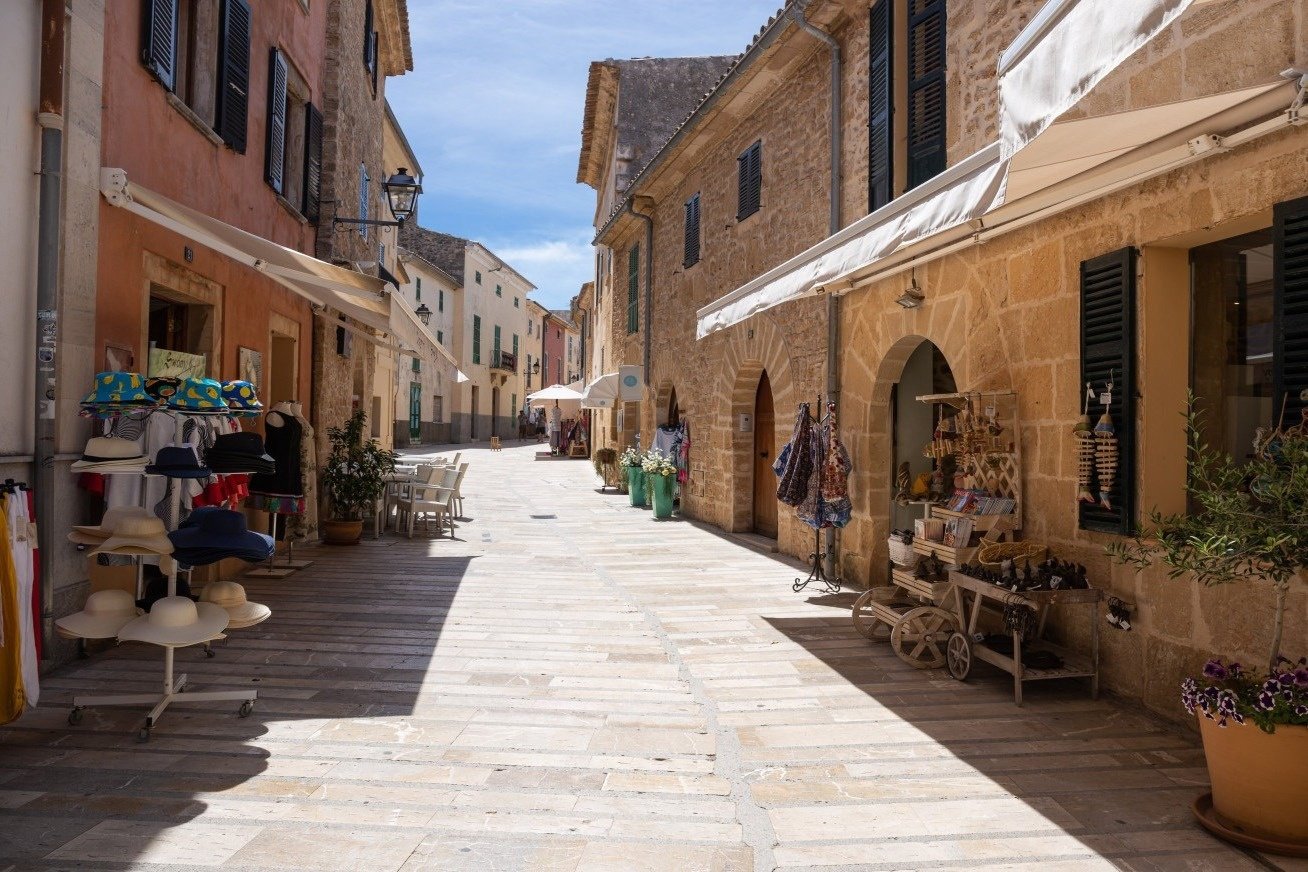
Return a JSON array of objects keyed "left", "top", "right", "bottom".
[{"left": 249, "top": 413, "right": 303, "bottom": 500}]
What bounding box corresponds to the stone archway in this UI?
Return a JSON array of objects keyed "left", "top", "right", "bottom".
[
  {"left": 718, "top": 315, "right": 797, "bottom": 534},
  {"left": 653, "top": 379, "right": 679, "bottom": 428}
]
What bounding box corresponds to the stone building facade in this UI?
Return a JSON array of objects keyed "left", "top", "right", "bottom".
[
  {"left": 583, "top": 0, "right": 1308, "bottom": 724},
  {"left": 394, "top": 248, "right": 459, "bottom": 445}
]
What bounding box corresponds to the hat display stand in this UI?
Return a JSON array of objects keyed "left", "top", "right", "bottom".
[
  {"left": 244, "top": 511, "right": 312, "bottom": 579},
  {"left": 66, "top": 390, "right": 259, "bottom": 741}
]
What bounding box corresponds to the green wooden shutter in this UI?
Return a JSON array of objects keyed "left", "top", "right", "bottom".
[
  {"left": 265, "top": 49, "right": 288, "bottom": 193},
  {"left": 737, "top": 142, "right": 762, "bottom": 220},
  {"left": 1079, "top": 247, "right": 1137, "bottom": 534},
  {"left": 683, "top": 194, "right": 701, "bottom": 268},
  {"left": 627, "top": 244, "right": 639, "bottom": 334},
  {"left": 907, "top": 0, "right": 946, "bottom": 189},
  {"left": 140, "top": 0, "right": 177, "bottom": 89},
  {"left": 302, "top": 102, "right": 323, "bottom": 220},
  {"left": 868, "top": 0, "right": 894, "bottom": 211},
  {"left": 493, "top": 324, "right": 501, "bottom": 361},
  {"left": 1274, "top": 196, "right": 1308, "bottom": 424},
  {"left": 512, "top": 334, "right": 519, "bottom": 359},
  {"left": 215, "top": 0, "right": 252, "bottom": 153},
  {"left": 473, "top": 315, "right": 481, "bottom": 364}
]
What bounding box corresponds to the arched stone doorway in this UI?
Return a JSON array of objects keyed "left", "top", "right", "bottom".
[{"left": 752, "top": 371, "right": 777, "bottom": 537}]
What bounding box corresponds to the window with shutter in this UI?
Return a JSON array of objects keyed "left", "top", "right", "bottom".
[
  {"left": 415, "top": 277, "right": 421, "bottom": 301},
  {"left": 907, "top": 0, "right": 946, "bottom": 190},
  {"left": 627, "top": 244, "right": 640, "bottom": 334},
  {"left": 513, "top": 334, "right": 519, "bottom": 360},
  {"left": 141, "top": 0, "right": 177, "bottom": 89},
  {"left": 868, "top": 0, "right": 894, "bottom": 211},
  {"left": 493, "top": 325, "right": 502, "bottom": 359},
  {"left": 1079, "top": 247, "right": 1137, "bottom": 534},
  {"left": 473, "top": 315, "right": 482, "bottom": 364},
  {"left": 683, "top": 193, "right": 701, "bottom": 268},
  {"left": 438, "top": 289, "right": 444, "bottom": 312},
  {"left": 1274, "top": 197, "right": 1308, "bottom": 426},
  {"left": 364, "top": 0, "right": 375, "bottom": 70},
  {"left": 736, "top": 142, "right": 762, "bottom": 221},
  {"left": 214, "top": 0, "right": 251, "bottom": 153},
  {"left": 265, "top": 49, "right": 288, "bottom": 194},
  {"left": 302, "top": 102, "right": 323, "bottom": 220},
  {"left": 371, "top": 32, "right": 380, "bottom": 95},
  {"left": 358, "top": 163, "right": 370, "bottom": 239}
]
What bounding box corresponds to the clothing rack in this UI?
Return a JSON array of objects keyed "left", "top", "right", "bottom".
[
  {"left": 69, "top": 410, "right": 257, "bottom": 742},
  {"left": 793, "top": 396, "right": 842, "bottom": 595}
]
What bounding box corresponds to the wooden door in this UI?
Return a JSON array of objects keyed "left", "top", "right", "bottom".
[{"left": 752, "top": 371, "right": 778, "bottom": 538}]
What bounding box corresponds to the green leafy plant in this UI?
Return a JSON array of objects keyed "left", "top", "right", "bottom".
[
  {"left": 320, "top": 410, "right": 398, "bottom": 521},
  {"left": 1108, "top": 400, "right": 1306, "bottom": 679}
]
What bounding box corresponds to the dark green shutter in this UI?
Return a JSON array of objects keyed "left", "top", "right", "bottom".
[
  {"left": 907, "top": 0, "right": 946, "bottom": 189},
  {"left": 140, "top": 0, "right": 177, "bottom": 89},
  {"left": 868, "top": 0, "right": 894, "bottom": 211},
  {"left": 265, "top": 49, "right": 288, "bottom": 193},
  {"left": 302, "top": 102, "right": 323, "bottom": 220},
  {"left": 1079, "top": 247, "right": 1137, "bottom": 534},
  {"left": 683, "top": 194, "right": 701, "bottom": 268},
  {"left": 364, "top": 0, "right": 375, "bottom": 68},
  {"left": 1273, "top": 197, "right": 1308, "bottom": 425},
  {"left": 473, "top": 315, "right": 481, "bottom": 364},
  {"left": 215, "top": 0, "right": 251, "bottom": 153},
  {"left": 627, "top": 245, "right": 639, "bottom": 334},
  {"left": 737, "top": 142, "right": 762, "bottom": 220}
]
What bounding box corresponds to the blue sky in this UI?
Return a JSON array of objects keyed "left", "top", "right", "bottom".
[{"left": 387, "top": 0, "right": 782, "bottom": 310}]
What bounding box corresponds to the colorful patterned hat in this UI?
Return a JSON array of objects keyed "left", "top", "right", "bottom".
[
  {"left": 145, "top": 376, "right": 181, "bottom": 403},
  {"left": 221, "top": 380, "right": 263, "bottom": 416},
  {"left": 166, "top": 377, "right": 228, "bottom": 413},
  {"left": 80, "top": 371, "right": 153, "bottom": 408}
]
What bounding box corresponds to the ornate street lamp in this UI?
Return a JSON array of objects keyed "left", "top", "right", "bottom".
[
  {"left": 414, "top": 303, "right": 432, "bottom": 325},
  {"left": 332, "top": 168, "right": 424, "bottom": 229}
]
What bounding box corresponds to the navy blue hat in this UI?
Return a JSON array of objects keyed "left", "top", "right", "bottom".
[
  {"left": 169, "top": 508, "right": 273, "bottom": 558},
  {"left": 146, "top": 445, "right": 211, "bottom": 479}
]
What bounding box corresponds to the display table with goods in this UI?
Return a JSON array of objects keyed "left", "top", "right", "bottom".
[{"left": 57, "top": 373, "right": 278, "bottom": 741}]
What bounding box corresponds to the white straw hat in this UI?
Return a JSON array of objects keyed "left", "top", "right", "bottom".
[
  {"left": 199, "top": 581, "right": 271, "bottom": 629},
  {"left": 92, "top": 514, "right": 174, "bottom": 556},
  {"left": 55, "top": 589, "right": 141, "bottom": 639},
  {"left": 69, "top": 506, "right": 156, "bottom": 547},
  {"left": 117, "top": 596, "right": 229, "bottom": 647},
  {"left": 71, "top": 436, "right": 147, "bottom": 472}
]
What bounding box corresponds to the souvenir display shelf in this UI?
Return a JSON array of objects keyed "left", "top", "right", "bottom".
[
  {"left": 916, "top": 390, "right": 1023, "bottom": 531},
  {"left": 68, "top": 407, "right": 258, "bottom": 741}
]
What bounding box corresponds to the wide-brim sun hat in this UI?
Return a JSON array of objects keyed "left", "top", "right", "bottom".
[
  {"left": 200, "top": 581, "right": 271, "bottom": 629},
  {"left": 71, "top": 437, "right": 147, "bottom": 471},
  {"left": 118, "top": 596, "right": 229, "bottom": 647},
  {"left": 167, "top": 377, "right": 228, "bottom": 413},
  {"left": 92, "top": 513, "right": 174, "bottom": 556},
  {"left": 68, "top": 506, "right": 156, "bottom": 546},
  {"left": 168, "top": 508, "right": 274, "bottom": 554},
  {"left": 55, "top": 589, "right": 142, "bottom": 639}
]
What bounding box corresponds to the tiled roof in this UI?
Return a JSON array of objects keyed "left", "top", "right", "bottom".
[{"left": 399, "top": 224, "right": 468, "bottom": 284}]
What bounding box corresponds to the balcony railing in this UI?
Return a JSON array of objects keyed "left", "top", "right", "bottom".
[{"left": 490, "top": 350, "right": 517, "bottom": 373}]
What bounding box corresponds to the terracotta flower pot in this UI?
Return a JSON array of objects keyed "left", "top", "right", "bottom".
[
  {"left": 1196, "top": 715, "right": 1308, "bottom": 853},
  {"left": 322, "top": 519, "right": 363, "bottom": 546}
]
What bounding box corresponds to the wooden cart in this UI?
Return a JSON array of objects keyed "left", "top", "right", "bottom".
[{"left": 943, "top": 570, "right": 1103, "bottom": 705}]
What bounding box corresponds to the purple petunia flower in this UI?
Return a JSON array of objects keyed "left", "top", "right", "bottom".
[
  {"left": 1258, "top": 691, "right": 1277, "bottom": 711},
  {"left": 1294, "top": 669, "right": 1308, "bottom": 688},
  {"left": 1277, "top": 672, "right": 1296, "bottom": 688},
  {"left": 1294, "top": 705, "right": 1308, "bottom": 718},
  {"left": 1203, "top": 659, "right": 1228, "bottom": 680}
]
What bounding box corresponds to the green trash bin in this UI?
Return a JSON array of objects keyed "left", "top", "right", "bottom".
[
  {"left": 649, "top": 473, "right": 675, "bottom": 519},
  {"left": 627, "top": 467, "right": 647, "bottom": 506}
]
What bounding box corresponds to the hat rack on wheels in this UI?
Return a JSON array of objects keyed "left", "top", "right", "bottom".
[{"left": 63, "top": 375, "right": 268, "bottom": 741}]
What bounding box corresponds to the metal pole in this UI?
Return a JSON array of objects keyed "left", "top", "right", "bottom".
[{"left": 36, "top": 0, "right": 66, "bottom": 651}]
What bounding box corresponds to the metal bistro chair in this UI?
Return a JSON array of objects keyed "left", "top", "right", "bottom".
[{"left": 399, "top": 465, "right": 459, "bottom": 538}]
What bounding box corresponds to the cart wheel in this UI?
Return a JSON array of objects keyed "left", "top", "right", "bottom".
[
  {"left": 946, "top": 632, "right": 973, "bottom": 681},
  {"left": 238, "top": 700, "right": 255, "bottom": 718},
  {"left": 137, "top": 725, "right": 151, "bottom": 743},
  {"left": 851, "top": 590, "right": 891, "bottom": 641},
  {"left": 67, "top": 707, "right": 83, "bottom": 726},
  {"left": 891, "top": 606, "right": 956, "bottom": 669}
]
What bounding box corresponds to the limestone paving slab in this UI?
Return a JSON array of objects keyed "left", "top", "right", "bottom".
[{"left": 0, "top": 442, "right": 1296, "bottom": 870}]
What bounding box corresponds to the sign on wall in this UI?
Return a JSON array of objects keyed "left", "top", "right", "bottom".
[{"left": 619, "top": 365, "right": 643, "bottom": 401}]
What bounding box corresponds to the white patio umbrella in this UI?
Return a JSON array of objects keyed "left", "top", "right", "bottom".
[{"left": 527, "top": 383, "right": 583, "bottom": 414}]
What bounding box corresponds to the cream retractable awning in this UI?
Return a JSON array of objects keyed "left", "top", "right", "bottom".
[
  {"left": 581, "top": 373, "right": 620, "bottom": 409},
  {"left": 696, "top": 76, "right": 1298, "bottom": 338},
  {"left": 388, "top": 296, "right": 467, "bottom": 380}
]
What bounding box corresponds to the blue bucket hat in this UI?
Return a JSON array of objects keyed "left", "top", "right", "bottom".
[
  {"left": 221, "top": 380, "right": 264, "bottom": 416},
  {"left": 81, "top": 371, "right": 153, "bottom": 408},
  {"left": 167, "top": 377, "right": 228, "bottom": 413}
]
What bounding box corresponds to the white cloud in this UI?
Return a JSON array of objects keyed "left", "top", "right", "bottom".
[{"left": 491, "top": 232, "right": 595, "bottom": 308}]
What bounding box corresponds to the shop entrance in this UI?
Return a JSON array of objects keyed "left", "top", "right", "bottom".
[
  {"left": 752, "top": 370, "right": 777, "bottom": 538},
  {"left": 409, "top": 382, "right": 422, "bottom": 441},
  {"left": 268, "top": 332, "right": 298, "bottom": 407},
  {"left": 889, "top": 340, "right": 956, "bottom": 532}
]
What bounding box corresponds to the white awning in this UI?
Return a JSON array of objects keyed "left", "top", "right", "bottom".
[
  {"left": 581, "top": 373, "right": 620, "bottom": 409},
  {"left": 997, "top": 0, "right": 1196, "bottom": 156},
  {"left": 696, "top": 76, "right": 1298, "bottom": 338},
  {"left": 388, "top": 296, "right": 467, "bottom": 380}
]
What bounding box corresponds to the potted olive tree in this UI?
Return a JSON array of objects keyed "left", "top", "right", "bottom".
[
  {"left": 1109, "top": 405, "right": 1307, "bottom": 854},
  {"left": 320, "top": 410, "right": 398, "bottom": 545}
]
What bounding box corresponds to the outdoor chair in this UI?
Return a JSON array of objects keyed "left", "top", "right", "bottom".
[
  {"left": 398, "top": 466, "right": 459, "bottom": 538},
  {"left": 447, "top": 462, "right": 469, "bottom": 519}
]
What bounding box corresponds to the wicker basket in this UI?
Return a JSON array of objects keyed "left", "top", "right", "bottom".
[
  {"left": 887, "top": 535, "right": 920, "bottom": 568},
  {"left": 976, "top": 539, "right": 1046, "bottom": 569}
]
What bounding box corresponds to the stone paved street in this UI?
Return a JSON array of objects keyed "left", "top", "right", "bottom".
[{"left": 0, "top": 443, "right": 1299, "bottom": 871}]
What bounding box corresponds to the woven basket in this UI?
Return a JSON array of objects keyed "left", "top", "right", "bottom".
[
  {"left": 977, "top": 540, "right": 1046, "bottom": 568},
  {"left": 887, "top": 536, "right": 920, "bottom": 568}
]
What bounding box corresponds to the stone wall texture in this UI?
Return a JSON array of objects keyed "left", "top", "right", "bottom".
[{"left": 595, "top": 0, "right": 1308, "bottom": 725}]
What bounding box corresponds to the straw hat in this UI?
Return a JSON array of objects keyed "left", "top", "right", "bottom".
[
  {"left": 199, "top": 581, "right": 271, "bottom": 629},
  {"left": 68, "top": 506, "right": 156, "bottom": 546},
  {"left": 92, "top": 514, "right": 174, "bottom": 556},
  {"left": 70, "top": 437, "right": 147, "bottom": 472},
  {"left": 55, "top": 589, "right": 142, "bottom": 640},
  {"left": 117, "top": 596, "right": 229, "bottom": 647}
]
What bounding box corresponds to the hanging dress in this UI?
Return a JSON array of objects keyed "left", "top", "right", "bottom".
[{"left": 0, "top": 496, "right": 27, "bottom": 724}]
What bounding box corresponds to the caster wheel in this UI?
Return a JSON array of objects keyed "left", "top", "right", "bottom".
[
  {"left": 67, "top": 707, "right": 83, "bottom": 726},
  {"left": 238, "top": 700, "right": 255, "bottom": 718},
  {"left": 137, "top": 726, "right": 151, "bottom": 743},
  {"left": 946, "top": 632, "right": 973, "bottom": 681}
]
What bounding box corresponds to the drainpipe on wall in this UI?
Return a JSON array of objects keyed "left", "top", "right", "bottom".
[
  {"left": 36, "top": 0, "right": 66, "bottom": 651},
  {"left": 788, "top": 1, "right": 843, "bottom": 580},
  {"left": 626, "top": 197, "right": 654, "bottom": 396}
]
